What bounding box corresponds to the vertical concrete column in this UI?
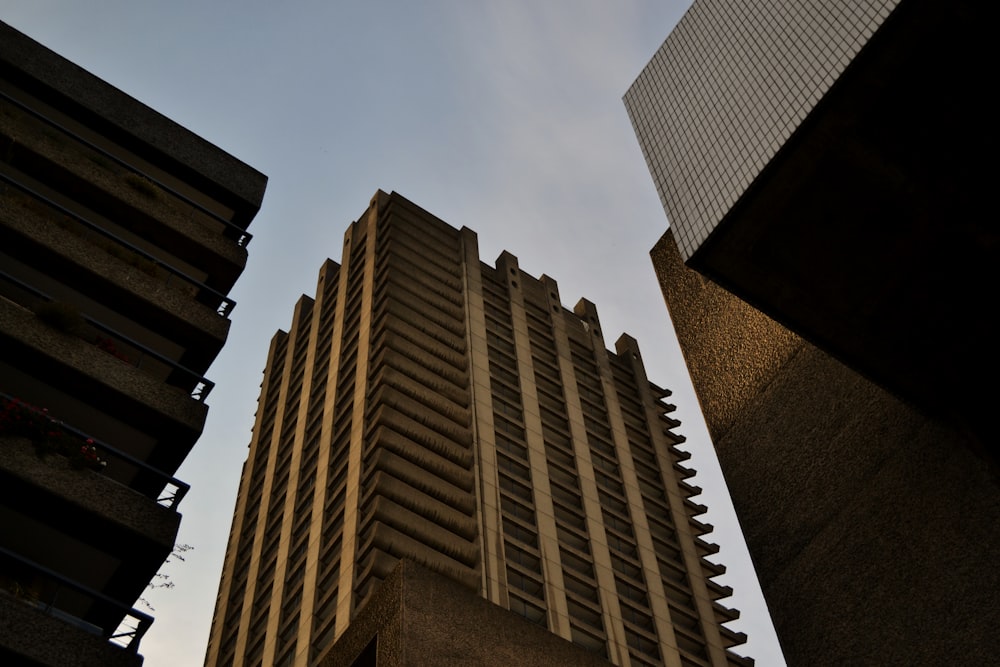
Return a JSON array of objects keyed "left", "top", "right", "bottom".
[
  {"left": 334, "top": 201, "right": 381, "bottom": 636},
  {"left": 459, "top": 226, "right": 507, "bottom": 604},
  {"left": 575, "top": 301, "right": 683, "bottom": 667},
  {"left": 294, "top": 260, "right": 342, "bottom": 663},
  {"left": 233, "top": 324, "right": 297, "bottom": 664},
  {"left": 261, "top": 295, "right": 315, "bottom": 666},
  {"left": 549, "top": 297, "right": 628, "bottom": 666},
  {"left": 618, "top": 331, "right": 728, "bottom": 666},
  {"left": 497, "top": 252, "right": 571, "bottom": 638},
  {"left": 205, "top": 331, "right": 286, "bottom": 666}
]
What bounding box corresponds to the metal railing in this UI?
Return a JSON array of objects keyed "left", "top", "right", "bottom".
[
  {"left": 0, "top": 171, "right": 237, "bottom": 318},
  {"left": 0, "top": 547, "right": 153, "bottom": 652},
  {"left": 0, "top": 269, "right": 216, "bottom": 402},
  {"left": 0, "top": 87, "right": 253, "bottom": 247}
]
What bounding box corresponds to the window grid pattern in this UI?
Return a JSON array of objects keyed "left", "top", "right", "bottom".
[{"left": 624, "top": 0, "right": 900, "bottom": 261}]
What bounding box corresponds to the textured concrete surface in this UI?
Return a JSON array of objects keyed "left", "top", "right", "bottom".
[
  {"left": 0, "top": 592, "right": 144, "bottom": 667},
  {"left": 653, "top": 231, "right": 1000, "bottom": 667},
  {"left": 651, "top": 233, "right": 802, "bottom": 442},
  {"left": 0, "top": 189, "right": 230, "bottom": 347},
  {"left": 0, "top": 297, "right": 208, "bottom": 432},
  {"left": 0, "top": 101, "right": 249, "bottom": 273},
  {"left": 0, "top": 435, "right": 179, "bottom": 548},
  {"left": 0, "top": 21, "right": 266, "bottom": 218},
  {"left": 320, "top": 560, "right": 615, "bottom": 667}
]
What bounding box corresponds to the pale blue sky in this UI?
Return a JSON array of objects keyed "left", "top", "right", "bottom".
[{"left": 2, "top": 2, "right": 785, "bottom": 665}]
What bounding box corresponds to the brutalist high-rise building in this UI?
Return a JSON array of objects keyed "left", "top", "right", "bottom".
[
  {"left": 206, "top": 191, "right": 750, "bottom": 667},
  {"left": 0, "top": 21, "right": 266, "bottom": 667},
  {"left": 624, "top": 1, "right": 996, "bottom": 666}
]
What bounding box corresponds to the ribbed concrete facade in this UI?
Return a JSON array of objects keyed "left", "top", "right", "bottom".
[
  {"left": 206, "top": 191, "right": 748, "bottom": 667},
  {"left": 0, "top": 21, "right": 265, "bottom": 665}
]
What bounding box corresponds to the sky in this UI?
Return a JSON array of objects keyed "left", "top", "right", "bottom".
[{"left": 2, "top": 2, "right": 784, "bottom": 665}]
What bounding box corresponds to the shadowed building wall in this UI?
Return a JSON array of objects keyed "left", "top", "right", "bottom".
[
  {"left": 651, "top": 233, "right": 999, "bottom": 666},
  {"left": 205, "top": 191, "right": 751, "bottom": 667}
]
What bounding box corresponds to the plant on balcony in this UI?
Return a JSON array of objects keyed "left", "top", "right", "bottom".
[{"left": 0, "top": 397, "right": 106, "bottom": 471}]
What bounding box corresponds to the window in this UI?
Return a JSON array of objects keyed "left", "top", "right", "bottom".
[
  {"left": 547, "top": 462, "right": 578, "bottom": 488},
  {"left": 495, "top": 417, "right": 525, "bottom": 440},
  {"left": 505, "top": 542, "right": 541, "bottom": 572},
  {"left": 621, "top": 601, "right": 655, "bottom": 632},
  {"left": 556, "top": 523, "right": 590, "bottom": 553},
  {"left": 603, "top": 510, "right": 634, "bottom": 537},
  {"left": 496, "top": 453, "right": 530, "bottom": 480},
  {"left": 507, "top": 568, "right": 544, "bottom": 599},
  {"left": 615, "top": 577, "right": 649, "bottom": 607},
  {"left": 607, "top": 533, "right": 639, "bottom": 560},
  {"left": 625, "top": 628, "right": 661, "bottom": 660},
  {"left": 567, "top": 599, "right": 604, "bottom": 629},
  {"left": 498, "top": 473, "right": 533, "bottom": 503},
  {"left": 496, "top": 433, "right": 528, "bottom": 459},
  {"left": 610, "top": 553, "right": 643, "bottom": 582},
  {"left": 492, "top": 397, "right": 523, "bottom": 422},
  {"left": 563, "top": 571, "right": 600, "bottom": 604},
  {"left": 570, "top": 625, "right": 608, "bottom": 656},
  {"left": 503, "top": 518, "right": 538, "bottom": 547},
  {"left": 561, "top": 548, "right": 595, "bottom": 578},
  {"left": 594, "top": 471, "right": 624, "bottom": 495},
  {"left": 500, "top": 495, "right": 535, "bottom": 523},
  {"left": 598, "top": 489, "right": 629, "bottom": 515},
  {"left": 508, "top": 592, "right": 547, "bottom": 626},
  {"left": 550, "top": 481, "right": 583, "bottom": 509}
]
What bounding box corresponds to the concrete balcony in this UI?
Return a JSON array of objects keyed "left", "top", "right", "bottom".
[
  {"left": 0, "top": 95, "right": 249, "bottom": 292},
  {"left": 0, "top": 435, "right": 178, "bottom": 610},
  {"left": 0, "top": 297, "right": 207, "bottom": 473},
  {"left": 0, "top": 592, "right": 144, "bottom": 667},
  {"left": 0, "top": 188, "right": 230, "bottom": 373},
  {"left": 356, "top": 521, "right": 480, "bottom": 592}
]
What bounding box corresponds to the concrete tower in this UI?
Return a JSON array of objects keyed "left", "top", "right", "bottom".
[{"left": 206, "top": 191, "right": 750, "bottom": 667}]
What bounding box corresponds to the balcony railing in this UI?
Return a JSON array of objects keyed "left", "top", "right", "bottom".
[
  {"left": 0, "top": 393, "right": 190, "bottom": 509},
  {"left": 0, "top": 547, "right": 153, "bottom": 652},
  {"left": 0, "top": 88, "right": 253, "bottom": 248},
  {"left": 0, "top": 269, "right": 215, "bottom": 402},
  {"left": 0, "top": 171, "right": 237, "bottom": 318}
]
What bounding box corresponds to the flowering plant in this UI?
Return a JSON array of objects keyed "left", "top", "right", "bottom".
[
  {"left": 0, "top": 397, "right": 107, "bottom": 471},
  {"left": 80, "top": 440, "right": 107, "bottom": 470}
]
